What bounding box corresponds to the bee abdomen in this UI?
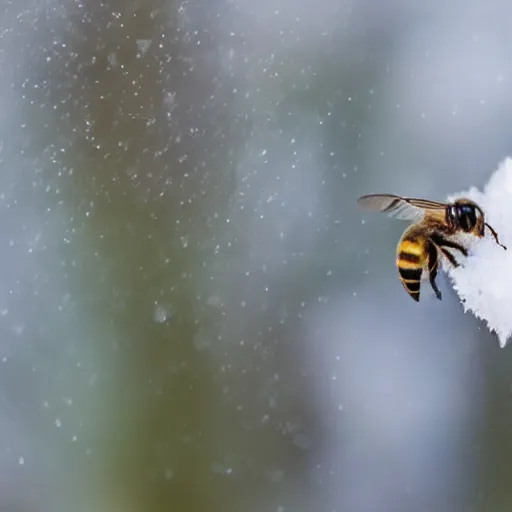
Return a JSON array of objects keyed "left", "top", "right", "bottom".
[
  {"left": 398, "top": 267, "right": 422, "bottom": 284},
  {"left": 396, "top": 239, "right": 424, "bottom": 302},
  {"left": 397, "top": 266, "right": 422, "bottom": 301},
  {"left": 398, "top": 251, "right": 421, "bottom": 263}
]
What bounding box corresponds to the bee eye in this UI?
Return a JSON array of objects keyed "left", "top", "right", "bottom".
[{"left": 457, "top": 205, "right": 477, "bottom": 231}]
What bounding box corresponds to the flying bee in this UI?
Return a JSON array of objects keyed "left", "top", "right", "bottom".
[{"left": 357, "top": 194, "right": 507, "bottom": 302}]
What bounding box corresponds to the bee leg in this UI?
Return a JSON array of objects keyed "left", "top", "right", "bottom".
[
  {"left": 431, "top": 234, "right": 467, "bottom": 267},
  {"left": 431, "top": 235, "right": 468, "bottom": 258},
  {"left": 439, "top": 247, "right": 459, "bottom": 268},
  {"left": 427, "top": 244, "right": 442, "bottom": 300}
]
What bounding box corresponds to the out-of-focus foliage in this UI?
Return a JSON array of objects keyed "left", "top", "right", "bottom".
[{"left": 2, "top": 0, "right": 512, "bottom": 511}]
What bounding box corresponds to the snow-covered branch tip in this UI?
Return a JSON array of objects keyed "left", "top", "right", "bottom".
[{"left": 445, "top": 157, "right": 512, "bottom": 347}]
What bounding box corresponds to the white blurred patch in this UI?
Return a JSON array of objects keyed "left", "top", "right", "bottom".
[{"left": 446, "top": 157, "right": 512, "bottom": 347}]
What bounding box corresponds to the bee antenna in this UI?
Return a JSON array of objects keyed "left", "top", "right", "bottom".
[{"left": 485, "top": 222, "right": 507, "bottom": 250}]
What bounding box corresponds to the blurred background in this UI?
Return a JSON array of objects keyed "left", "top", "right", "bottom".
[{"left": 2, "top": 1, "right": 512, "bottom": 511}]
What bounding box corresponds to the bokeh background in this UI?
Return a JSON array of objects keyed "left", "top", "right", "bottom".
[{"left": 2, "top": 1, "right": 512, "bottom": 511}]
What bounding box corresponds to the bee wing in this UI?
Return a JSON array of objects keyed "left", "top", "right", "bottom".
[{"left": 357, "top": 194, "right": 448, "bottom": 222}]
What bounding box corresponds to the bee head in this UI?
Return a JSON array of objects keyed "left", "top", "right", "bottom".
[{"left": 448, "top": 199, "right": 484, "bottom": 235}]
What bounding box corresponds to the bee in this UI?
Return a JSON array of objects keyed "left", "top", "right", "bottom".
[{"left": 357, "top": 194, "right": 507, "bottom": 302}]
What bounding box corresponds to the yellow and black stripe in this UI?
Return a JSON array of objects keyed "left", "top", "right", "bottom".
[{"left": 396, "top": 239, "right": 424, "bottom": 302}]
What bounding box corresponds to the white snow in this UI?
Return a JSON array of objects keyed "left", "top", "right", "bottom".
[{"left": 445, "top": 157, "right": 512, "bottom": 346}]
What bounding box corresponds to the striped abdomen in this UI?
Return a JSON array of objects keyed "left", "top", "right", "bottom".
[{"left": 396, "top": 238, "right": 426, "bottom": 302}]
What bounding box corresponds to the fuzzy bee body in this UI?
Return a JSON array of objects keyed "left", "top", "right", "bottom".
[
  {"left": 396, "top": 220, "right": 450, "bottom": 302},
  {"left": 358, "top": 194, "right": 506, "bottom": 302},
  {"left": 396, "top": 228, "right": 430, "bottom": 302}
]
